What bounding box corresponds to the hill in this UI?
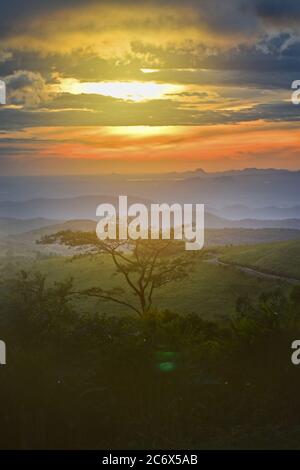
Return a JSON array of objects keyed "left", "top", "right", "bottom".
[
  {"left": 1, "top": 169, "right": 300, "bottom": 219},
  {"left": 0, "top": 218, "right": 299, "bottom": 260},
  {"left": 0, "top": 217, "right": 61, "bottom": 237},
  {"left": 34, "top": 252, "right": 285, "bottom": 319},
  {"left": 1, "top": 198, "right": 300, "bottom": 231},
  {"left": 0, "top": 195, "right": 152, "bottom": 220},
  {"left": 211, "top": 204, "right": 300, "bottom": 220},
  {"left": 220, "top": 240, "right": 300, "bottom": 280}
]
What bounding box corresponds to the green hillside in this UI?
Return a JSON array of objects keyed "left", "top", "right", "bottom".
[
  {"left": 220, "top": 239, "right": 300, "bottom": 280},
  {"left": 33, "top": 253, "right": 287, "bottom": 319}
]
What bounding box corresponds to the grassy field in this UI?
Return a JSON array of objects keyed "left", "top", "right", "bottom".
[
  {"left": 220, "top": 239, "right": 300, "bottom": 280},
  {"left": 32, "top": 252, "right": 288, "bottom": 320}
]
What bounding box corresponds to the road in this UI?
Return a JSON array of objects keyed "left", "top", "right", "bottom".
[{"left": 207, "top": 256, "right": 300, "bottom": 285}]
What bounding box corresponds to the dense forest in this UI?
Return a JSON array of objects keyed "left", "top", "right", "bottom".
[{"left": 1, "top": 233, "right": 300, "bottom": 449}]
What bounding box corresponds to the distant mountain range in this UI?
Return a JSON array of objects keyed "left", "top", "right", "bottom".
[
  {"left": 2, "top": 219, "right": 300, "bottom": 256},
  {"left": 210, "top": 216, "right": 300, "bottom": 230},
  {"left": 1, "top": 208, "right": 300, "bottom": 239},
  {"left": 0, "top": 168, "right": 299, "bottom": 232},
  {"left": 0, "top": 196, "right": 151, "bottom": 220},
  {"left": 0, "top": 217, "right": 61, "bottom": 237},
  {"left": 0, "top": 168, "right": 299, "bottom": 255},
  {"left": 211, "top": 205, "right": 300, "bottom": 220},
  {"left": 0, "top": 169, "right": 299, "bottom": 212}
]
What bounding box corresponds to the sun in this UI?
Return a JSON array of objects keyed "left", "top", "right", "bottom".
[
  {"left": 56, "top": 78, "right": 182, "bottom": 102},
  {"left": 107, "top": 125, "right": 179, "bottom": 138}
]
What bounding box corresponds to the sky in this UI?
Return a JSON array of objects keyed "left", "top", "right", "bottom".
[{"left": 0, "top": 0, "right": 300, "bottom": 175}]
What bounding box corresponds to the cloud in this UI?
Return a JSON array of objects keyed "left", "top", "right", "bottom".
[
  {"left": 0, "top": 3, "right": 298, "bottom": 92},
  {"left": 5, "top": 70, "right": 53, "bottom": 106},
  {"left": 0, "top": 88, "right": 299, "bottom": 132},
  {"left": 0, "top": 0, "right": 293, "bottom": 56},
  {"left": 0, "top": 50, "right": 12, "bottom": 63},
  {"left": 0, "top": 1, "right": 299, "bottom": 41},
  {"left": 0, "top": 0, "right": 299, "bottom": 174},
  {"left": 254, "top": 0, "right": 300, "bottom": 23},
  {"left": 0, "top": 121, "right": 299, "bottom": 175}
]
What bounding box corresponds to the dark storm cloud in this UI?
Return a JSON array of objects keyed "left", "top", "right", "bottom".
[
  {"left": 0, "top": 0, "right": 89, "bottom": 37},
  {"left": 2, "top": 33, "right": 300, "bottom": 91},
  {"left": 254, "top": 0, "right": 300, "bottom": 22},
  {"left": 131, "top": 32, "right": 300, "bottom": 74},
  {"left": 3, "top": 70, "right": 51, "bottom": 106},
  {"left": 0, "top": 0, "right": 299, "bottom": 39},
  {"left": 0, "top": 1, "right": 299, "bottom": 86}
]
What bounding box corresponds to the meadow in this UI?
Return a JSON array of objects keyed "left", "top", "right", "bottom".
[
  {"left": 1, "top": 233, "right": 300, "bottom": 449},
  {"left": 220, "top": 240, "right": 300, "bottom": 280},
  {"left": 32, "top": 251, "right": 286, "bottom": 319}
]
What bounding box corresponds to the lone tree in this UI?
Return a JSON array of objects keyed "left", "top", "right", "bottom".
[{"left": 39, "top": 230, "right": 196, "bottom": 316}]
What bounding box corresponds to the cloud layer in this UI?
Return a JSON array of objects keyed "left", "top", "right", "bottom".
[{"left": 0, "top": 0, "right": 299, "bottom": 174}]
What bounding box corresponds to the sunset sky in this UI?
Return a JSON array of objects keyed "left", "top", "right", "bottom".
[{"left": 0, "top": 0, "right": 300, "bottom": 175}]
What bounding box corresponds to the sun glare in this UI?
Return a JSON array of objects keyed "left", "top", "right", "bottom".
[
  {"left": 107, "top": 126, "right": 179, "bottom": 138},
  {"left": 57, "top": 78, "right": 182, "bottom": 102}
]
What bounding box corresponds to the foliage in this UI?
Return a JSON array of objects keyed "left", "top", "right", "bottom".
[
  {"left": 1, "top": 271, "right": 300, "bottom": 449},
  {"left": 40, "top": 230, "right": 196, "bottom": 315}
]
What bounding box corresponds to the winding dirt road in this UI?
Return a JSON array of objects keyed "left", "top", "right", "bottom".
[{"left": 207, "top": 256, "right": 300, "bottom": 285}]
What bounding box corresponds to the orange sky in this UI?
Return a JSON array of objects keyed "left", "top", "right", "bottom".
[{"left": 0, "top": 1, "right": 299, "bottom": 174}]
